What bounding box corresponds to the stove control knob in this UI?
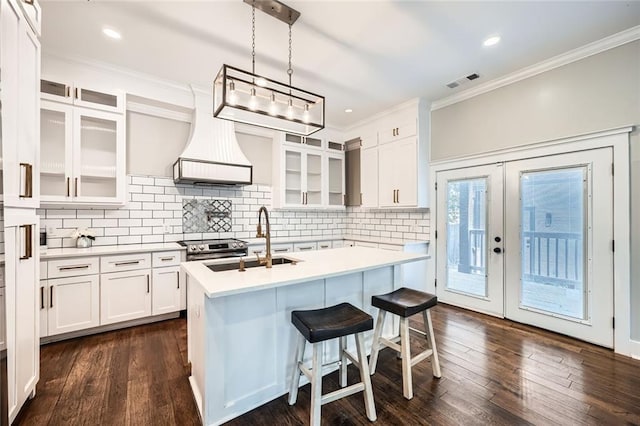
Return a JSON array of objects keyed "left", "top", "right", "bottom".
[
  {"left": 198, "top": 245, "right": 205, "bottom": 251},
  {"left": 189, "top": 245, "right": 197, "bottom": 252},
  {"left": 231, "top": 242, "right": 237, "bottom": 248}
]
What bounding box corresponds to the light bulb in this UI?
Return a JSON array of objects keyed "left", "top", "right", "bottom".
[
  {"left": 228, "top": 80, "right": 236, "bottom": 106},
  {"left": 269, "top": 93, "right": 277, "bottom": 116},
  {"left": 287, "top": 99, "right": 294, "bottom": 119},
  {"left": 249, "top": 87, "right": 257, "bottom": 111},
  {"left": 255, "top": 77, "right": 268, "bottom": 87},
  {"left": 303, "top": 103, "right": 310, "bottom": 123}
]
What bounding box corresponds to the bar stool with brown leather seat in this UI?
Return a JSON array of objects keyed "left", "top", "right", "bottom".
[
  {"left": 288, "top": 302, "right": 377, "bottom": 426},
  {"left": 368, "top": 287, "right": 441, "bottom": 400}
]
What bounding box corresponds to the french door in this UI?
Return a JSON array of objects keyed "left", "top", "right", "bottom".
[
  {"left": 436, "top": 148, "right": 614, "bottom": 347},
  {"left": 435, "top": 164, "right": 504, "bottom": 317}
]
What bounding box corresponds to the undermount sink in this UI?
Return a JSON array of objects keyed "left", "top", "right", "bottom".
[{"left": 207, "top": 256, "right": 298, "bottom": 272}]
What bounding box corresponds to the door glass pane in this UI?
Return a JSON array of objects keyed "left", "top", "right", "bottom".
[
  {"left": 285, "top": 150, "right": 302, "bottom": 204},
  {"left": 446, "top": 179, "right": 487, "bottom": 297},
  {"left": 41, "top": 108, "right": 68, "bottom": 196},
  {"left": 520, "top": 167, "right": 586, "bottom": 319},
  {"left": 306, "top": 153, "right": 322, "bottom": 205},
  {"left": 79, "top": 115, "right": 117, "bottom": 197}
]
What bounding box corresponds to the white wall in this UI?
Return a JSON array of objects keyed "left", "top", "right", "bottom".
[{"left": 431, "top": 40, "right": 640, "bottom": 346}]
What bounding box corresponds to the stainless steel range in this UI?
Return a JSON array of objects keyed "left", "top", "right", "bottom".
[{"left": 178, "top": 238, "right": 248, "bottom": 261}]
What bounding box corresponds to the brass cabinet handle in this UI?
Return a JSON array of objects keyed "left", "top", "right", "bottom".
[
  {"left": 114, "top": 260, "right": 140, "bottom": 266},
  {"left": 67, "top": 177, "right": 70, "bottom": 197},
  {"left": 273, "top": 248, "right": 289, "bottom": 253},
  {"left": 392, "top": 190, "right": 396, "bottom": 203},
  {"left": 320, "top": 244, "right": 330, "bottom": 249},
  {"left": 396, "top": 189, "right": 399, "bottom": 204},
  {"left": 40, "top": 286, "right": 45, "bottom": 310},
  {"left": 50, "top": 286, "right": 54, "bottom": 308},
  {"left": 160, "top": 256, "right": 174, "bottom": 261},
  {"left": 66, "top": 86, "right": 70, "bottom": 97},
  {"left": 75, "top": 177, "right": 78, "bottom": 197},
  {"left": 176, "top": 271, "right": 180, "bottom": 289},
  {"left": 360, "top": 193, "right": 363, "bottom": 205},
  {"left": 75, "top": 88, "right": 79, "bottom": 99},
  {"left": 396, "top": 127, "right": 399, "bottom": 136},
  {"left": 301, "top": 193, "right": 304, "bottom": 205},
  {"left": 23, "top": 0, "right": 35, "bottom": 5},
  {"left": 20, "top": 225, "right": 32, "bottom": 260},
  {"left": 146, "top": 274, "right": 150, "bottom": 293},
  {"left": 19, "top": 163, "right": 33, "bottom": 198},
  {"left": 299, "top": 246, "right": 313, "bottom": 251},
  {"left": 59, "top": 265, "right": 90, "bottom": 271}
]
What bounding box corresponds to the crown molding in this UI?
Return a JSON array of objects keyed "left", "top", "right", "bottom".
[
  {"left": 344, "top": 97, "right": 427, "bottom": 134},
  {"left": 126, "top": 101, "right": 192, "bottom": 123},
  {"left": 431, "top": 25, "right": 640, "bottom": 111}
]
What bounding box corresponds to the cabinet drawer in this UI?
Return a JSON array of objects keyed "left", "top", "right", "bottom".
[
  {"left": 293, "top": 242, "right": 317, "bottom": 252},
  {"left": 271, "top": 243, "right": 293, "bottom": 254},
  {"left": 101, "top": 253, "right": 151, "bottom": 273},
  {"left": 152, "top": 251, "right": 182, "bottom": 267},
  {"left": 317, "top": 241, "right": 333, "bottom": 250},
  {"left": 48, "top": 257, "right": 99, "bottom": 279}
]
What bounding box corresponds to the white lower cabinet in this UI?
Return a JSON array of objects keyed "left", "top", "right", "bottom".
[
  {"left": 100, "top": 269, "right": 152, "bottom": 325},
  {"left": 41, "top": 275, "right": 100, "bottom": 336},
  {"left": 152, "top": 266, "right": 182, "bottom": 315},
  {"left": 0, "top": 287, "right": 5, "bottom": 351}
]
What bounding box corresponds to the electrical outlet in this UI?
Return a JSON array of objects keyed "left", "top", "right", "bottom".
[{"left": 163, "top": 221, "right": 171, "bottom": 233}]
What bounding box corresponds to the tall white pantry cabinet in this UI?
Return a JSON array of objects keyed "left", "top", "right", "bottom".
[{"left": 0, "top": 0, "right": 42, "bottom": 423}]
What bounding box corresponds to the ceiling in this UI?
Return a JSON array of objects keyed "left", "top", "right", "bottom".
[{"left": 40, "top": 1, "right": 640, "bottom": 129}]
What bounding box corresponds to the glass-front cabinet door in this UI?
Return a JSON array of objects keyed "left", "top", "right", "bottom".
[
  {"left": 74, "top": 109, "right": 120, "bottom": 200},
  {"left": 40, "top": 101, "right": 73, "bottom": 200},
  {"left": 327, "top": 153, "right": 344, "bottom": 206},
  {"left": 305, "top": 152, "right": 322, "bottom": 207},
  {"left": 284, "top": 149, "right": 303, "bottom": 205}
]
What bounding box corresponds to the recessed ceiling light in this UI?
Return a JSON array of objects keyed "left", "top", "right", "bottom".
[
  {"left": 344, "top": 108, "right": 353, "bottom": 113},
  {"left": 483, "top": 35, "right": 501, "bottom": 47},
  {"left": 103, "top": 28, "right": 122, "bottom": 40}
]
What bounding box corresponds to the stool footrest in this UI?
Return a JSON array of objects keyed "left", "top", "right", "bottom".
[
  {"left": 380, "top": 337, "right": 402, "bottom": 353},
  {"left": 322, "top": 383, "right": 365, "bottom": 405},
  {"left": 410, "top": 348, "right": 434, "bottom": 367},
  {"left": 409, "top": 326, "right": 427, "bottom": 336}
]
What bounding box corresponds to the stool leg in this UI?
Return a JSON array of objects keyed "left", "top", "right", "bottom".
[
  {"left": 400, "top": 316, "right": 413, "bottom": 400},
  {"left": 355, "top": 332, "right": 377, "bottom": 422},
  {"left": 339, "top": 336, "right": 348, "bottom": 387},
  {"left": 288, "top": 333, "right": 306, "bottom": 405},
  {"left": 310, "top": 343, "right": 323, "bottom": 426},
  {"left": 368, "top": 310, "right": 386, "bottom": 374},
  {"left": 424, "top": 309, "right": 442, "bottom": 378}
]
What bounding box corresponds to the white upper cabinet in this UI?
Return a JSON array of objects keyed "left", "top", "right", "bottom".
[
  {"left": 356, "top": 98, "right": 430, "bottom": 209},
  {"left": 40, "top": 78, "right": 125, "bottom": 113},
  {"left": 273, "top": 129, "right": 345, "bottom": 209},
  {"left": 16, "top": 0, "right": 40, "bottom": 36},
  {"left": 1, "top": 0, "right": 41, "bottom": 209},
  {"left": 40, "top": 100, "right": 126, "bottom": 206}
]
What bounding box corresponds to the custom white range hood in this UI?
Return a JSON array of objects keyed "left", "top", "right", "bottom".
[{"left": 173, "top": 87, "right": 253, "bottom": 185}]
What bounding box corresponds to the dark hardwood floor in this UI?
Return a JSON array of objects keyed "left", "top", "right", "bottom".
[{"left": 14, "top": 305, "right": 640, "bottom": 425}]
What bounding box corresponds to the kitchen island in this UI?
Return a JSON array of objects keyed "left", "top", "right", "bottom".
[{"left": 183, "top": 246, "right": 428, "bottom": 426}]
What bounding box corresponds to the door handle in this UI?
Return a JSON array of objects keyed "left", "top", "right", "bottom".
[
  {"left": 494, "top": 236, "right": 502, "bottom": 243},
  {"left": 20, "top": 224, "right": 33, "bottom": 260},
  {"left": 493, "top": 247, "right": 502, "bottom": 254},
  {"left": 19, "top": 163, "right": 33, "bottom": 198}
]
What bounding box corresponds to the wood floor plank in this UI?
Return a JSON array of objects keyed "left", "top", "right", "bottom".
[{"left": 14, "top": 305, "right": 640, "bottom": 426}]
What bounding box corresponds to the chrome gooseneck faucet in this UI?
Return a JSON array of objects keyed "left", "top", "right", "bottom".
[{"left": 256, "top": 206, "right": 272, "bottom": 268}]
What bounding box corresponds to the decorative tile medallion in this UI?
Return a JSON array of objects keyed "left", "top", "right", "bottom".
[{"left": 182, "top": 199, "right": 232, "bottom": 233}]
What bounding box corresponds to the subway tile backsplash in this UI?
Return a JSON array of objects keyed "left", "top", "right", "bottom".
[{"left": 36, "top": 175, "right": 430, "bottom": 249}]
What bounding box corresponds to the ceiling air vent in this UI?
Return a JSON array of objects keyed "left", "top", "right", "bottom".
[{"left": 446, "top": 72, "right": 480, "bottom": 89}]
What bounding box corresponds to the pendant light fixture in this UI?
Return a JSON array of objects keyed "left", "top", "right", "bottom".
[{"left": 213, "top": 0, "right": 325, "bottom": 136}]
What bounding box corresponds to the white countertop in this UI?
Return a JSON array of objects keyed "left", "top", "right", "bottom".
[
  {"left": 40, "top": 242, "right": 184, "bottom": 260},
  {"left": 182, "top": 246, "right": 429, "bottom": 299}
]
